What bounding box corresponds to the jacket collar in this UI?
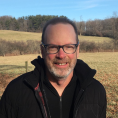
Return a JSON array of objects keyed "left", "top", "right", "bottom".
[
  {"left": 25, "top": 56, "right": 96, "bottom": 90},
  {"left": 74, "top": 59, "right": 96, "bottom": 89}
]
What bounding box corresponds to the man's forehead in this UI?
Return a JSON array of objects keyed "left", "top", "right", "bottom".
[
  {"left": 46, "top": 23, "right": 72, "bottom": 28},
  {"left": 45, "top": 23, "right": 74, "bottom": 34},
  {"left": 43, "top": 23, "right": 76, "bottom": 43}
]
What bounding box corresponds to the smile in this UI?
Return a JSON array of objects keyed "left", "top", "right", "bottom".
[
  {"left": 57, "top": 63, "right": 67, "bottom": 65},
  {"left": 54, "top": 62, "right": 68, "bottom": 66}
]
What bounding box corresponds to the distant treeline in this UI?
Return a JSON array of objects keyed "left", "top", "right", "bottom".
[
  {"left": 0, "top": 14, "right": 118, "bottom": 40},
  {"left": 75, "top": 16, "right": 118, "bottom": 40},
  {"left": 0, "top": 15, "right": 67, "bottom": 32}
]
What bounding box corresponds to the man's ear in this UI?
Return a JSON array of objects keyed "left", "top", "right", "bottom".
[
  {"left": 41, "top": 46, "right": 45, "bottom": 58},
  {"left": 77, "top": 44, "right": 80, "bottom": 58}
]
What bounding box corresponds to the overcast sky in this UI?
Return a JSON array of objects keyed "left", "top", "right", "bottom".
[{"left": 0, "top": 0, "right": 118, "bottom": 21}]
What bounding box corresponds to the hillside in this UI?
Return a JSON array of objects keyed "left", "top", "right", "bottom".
[
  {"left": 0, "top": 30, "right": 42, "bottom": 42},
  {"left": 0, "top": 30, "right": 113, "bottom": 43}
]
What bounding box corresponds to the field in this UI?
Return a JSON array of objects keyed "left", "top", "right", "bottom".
[
  {"left": 0, "top": 30, "right": 117, "bottom": 117},
  {"left": 0, "top": 30, "right": 113, "bottom": 43},
  {"left": 0, "top": 30, "right": 42, "bottom": 42},
  {"left": 78, "top": 35, "right": 112, "bottom": 43},
  {"left": 0, "top": 52, "right": 118, "bottom": 118}
]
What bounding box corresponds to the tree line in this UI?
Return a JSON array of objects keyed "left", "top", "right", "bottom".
[
  {"left": 0, "top": 15, "right": 67, "bottom": 32},
  {"left": 74, "top": 13, "right": 118, "bottom": 41},
  {"left": 0, "top": 13, "right": 118, "bottom": 40}
]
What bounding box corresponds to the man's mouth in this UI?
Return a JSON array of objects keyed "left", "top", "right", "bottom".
[
  {"left": 54, "top": 62, "right": 68, "bottom": 66},
  {"left": 56, "top": 63, "right": 67, "bottom": 65}
]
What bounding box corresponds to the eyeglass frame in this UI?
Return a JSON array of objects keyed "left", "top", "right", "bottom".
[{"left": 41, "top": 42, "right": 79, "bottom": 54}]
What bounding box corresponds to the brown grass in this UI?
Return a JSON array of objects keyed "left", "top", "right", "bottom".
[
  {"left": 0, "top": 30, "right": 42, "bottom": 41},
  {"left": 0, "top": 54, "right": 39, "bottom": 74},
  {"left": 78, "top": 35, "right": 113, "bottom": 43},
  {"left": 0, "top": 30, "right": 113, "bottom": 43},
  {"left": 0, "top": 52, "right": 118, "bottom": 118}
]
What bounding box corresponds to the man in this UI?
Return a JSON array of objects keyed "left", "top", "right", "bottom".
[{"left": 0, "top": 18, "right": 106, "bottom": 118}]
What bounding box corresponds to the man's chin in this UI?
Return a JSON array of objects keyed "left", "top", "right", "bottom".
[
  {"left": 52, "top": 74, "right": 68, "bottom": 80},
  {"left": 50, "top": 69, "right": 72, "bottom": 79}
]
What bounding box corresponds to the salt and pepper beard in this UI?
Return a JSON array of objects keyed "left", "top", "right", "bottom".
[{"left": 44, "top": 58, "right": 77, "bottom": 80}]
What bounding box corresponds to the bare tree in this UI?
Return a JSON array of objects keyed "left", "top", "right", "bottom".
[{"left": 112, "top": 12, "right": 118, "bottom": 39}]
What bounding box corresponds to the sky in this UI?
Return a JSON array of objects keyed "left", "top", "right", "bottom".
[{"left": 0, "top": 0, "right": 118, "bottom": 21}]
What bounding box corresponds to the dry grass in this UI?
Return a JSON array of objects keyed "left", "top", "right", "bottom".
[
  {"left": 0, "top": 30, "right": 113, "bottom": 43},
  {"left": 0, "top": 30, "right": 42, "bottom": 42},
  {"left": 78, "top": 35, "right": 113, "bottom": 43},
  {"left": 0, "top": 54, "right": 39, "bottom": 74},
  {"left": 0, "top": 52, "right": 118, "bottom": 117}
]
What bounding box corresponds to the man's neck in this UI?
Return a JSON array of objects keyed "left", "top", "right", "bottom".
[{"left": 47, "top": 72, "right": 73, "bottom": 96}]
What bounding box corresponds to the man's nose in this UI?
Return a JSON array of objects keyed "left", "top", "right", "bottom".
[{"left": 56, "top": 48, "right": 66, "bottom": 59}]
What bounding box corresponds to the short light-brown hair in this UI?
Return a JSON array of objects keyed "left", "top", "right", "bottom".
[{"left": 42, "top": 17, "right": 79, "bottom": 44}]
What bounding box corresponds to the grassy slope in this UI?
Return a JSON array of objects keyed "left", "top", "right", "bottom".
[
  {"left": 78, "top": 35, "right": 112, "bottom": 43},
  {"left": 0, "top": 30, "right": 42, "bottom": 42},
  {"left": 0, "top": 30, "right": 113, "bottom": 43}
]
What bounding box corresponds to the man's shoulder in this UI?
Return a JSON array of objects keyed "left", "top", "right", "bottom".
[
  {"left": 4, "top": 71, "right": 34, "bottom": 95},
  {"left": 87, "top": 79, "right": 106, "bottom": 101},
  {"left": 92, "top": 79, "right": 106, "bottom": 92},
  {"left": 0, "top": 71, "right": 37, "bottom": 108},
  {"left": 8, "top": 72, "right": 33, "bottom": 86}
]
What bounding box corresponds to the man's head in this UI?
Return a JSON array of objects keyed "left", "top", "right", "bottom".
[
  {"left": 42, "top": 17, "right": 79, "bottom": 44},
  {"left": 41, "top": 17, "right": 79, "bottom": 80}
]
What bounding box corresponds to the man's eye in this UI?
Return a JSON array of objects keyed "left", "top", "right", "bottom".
[
  {"left": 66, "top": 45, "right": 75, "bottom": 49},
  {"left": 49, "top": 46, "right": 57, "bottom": 49},
  {"left": 47, "top": 46, "right": 58, "bottom": 50}
]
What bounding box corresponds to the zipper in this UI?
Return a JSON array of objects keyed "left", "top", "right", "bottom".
[
  {"left": 73, "top": 89, "right": 84, "bottom": 118},
  {"left": 60, "top": 96, "right": 62, "bottom": 118}
]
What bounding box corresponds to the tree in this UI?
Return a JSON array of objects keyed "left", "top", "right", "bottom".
[{"left": 112, "top": 12, "right": 118, "bottom": 40}]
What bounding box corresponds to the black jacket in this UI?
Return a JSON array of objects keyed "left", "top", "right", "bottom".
[{"left": 0, "top": 56, "right": 106, "bottom": 118}]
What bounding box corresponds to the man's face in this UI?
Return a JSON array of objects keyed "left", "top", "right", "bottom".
[{"left": 41, "top": 23, "right": 79, "bottom": 79}]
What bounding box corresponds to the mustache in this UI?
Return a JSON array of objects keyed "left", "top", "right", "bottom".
[{"left": 53, "top": 58, "right": 70, "bottom": 63}]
